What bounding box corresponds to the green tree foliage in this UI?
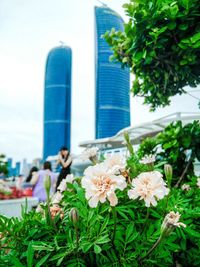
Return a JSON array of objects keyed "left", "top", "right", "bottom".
[
  {"left": 137, "top": 120, "right": 200, "bottom": 184},
  {"left": 0, "top": 154, "right": 8, "bottom": 176},
  {"left": 104, "top": 0, "right": 200, "bottom": 110}
]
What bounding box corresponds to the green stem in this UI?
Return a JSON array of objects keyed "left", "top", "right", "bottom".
[
  {"left": 46, "top": 193, "right": 56, "bottom": 230},
  {"left": 46, "top": 193, "right": 51, "bottom": 225},
  {"left": 141, "top": 208, "right": 150, "bottom": 234},
  {"left": 139, "top": 235, "right": 162, "bottom": 263},
  {"left": 112, "top": 207, "right": 117, "bottom": 244},
  {"left": 175, "top": 156, "right": 193, "bottom": 188},
  {"left": 74, "top": 225, "right": 79, "bottom": 253},
  {"left": 163, "top": 193, "right": 170, "bottom": 217}
]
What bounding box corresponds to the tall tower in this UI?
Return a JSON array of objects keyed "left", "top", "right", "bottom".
[
  {"left": 43, "top": 46, "right": 72, "bottom": 159},
  {"left": 95, "top": 6, "right": 130, "bottom": 139}
]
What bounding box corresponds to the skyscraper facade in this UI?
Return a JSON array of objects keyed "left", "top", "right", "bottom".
[
  {"left": 95, "top": 6, "right": 130, "bottom": 139},
  {"left": 43, "top": 46, "right": 72, "bottom": 159}
]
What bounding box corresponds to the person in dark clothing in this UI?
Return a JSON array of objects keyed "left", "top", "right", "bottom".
[
  {"left": 56, "top": 146, "right": 72, "bottom": 190},
  {"left": 26, "top": 166, "right": 39, "bottom": 182}
]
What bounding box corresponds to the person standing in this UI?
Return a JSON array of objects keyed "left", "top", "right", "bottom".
[
  {"left": 26, "top": 166, "right": 38, "bottom": 182},
  {"left": 56, "top": 146, "right": 72, "bottom": 190},
  {"left": 31, "top": 161, "right": 57, "bottom": 202}
]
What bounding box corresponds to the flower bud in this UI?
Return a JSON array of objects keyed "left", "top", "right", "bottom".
[
  {"left": 50, "top": 206, "right": 64, "bottom": 220},
  {"left": 69, "top": 208, "right": 79, "bottom": 224},
  {"left": 124, "top": 131, "right": 134, "bottom": 156},
  {"left": 164, "top": 164, "right": 173, "bottom": 187},
  {"left": 197, "top": 178, "right": 200, "bottom": 188},
  {"left": 161, "top": 211, "right": 186, "bottom": 237},
  {"left": 44, "top": 175, "right": 51, "bottom": 196}
]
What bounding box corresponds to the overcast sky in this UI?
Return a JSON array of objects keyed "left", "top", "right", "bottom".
[{"left": 0, "top": 0, "right": 200, "bottom": 163}]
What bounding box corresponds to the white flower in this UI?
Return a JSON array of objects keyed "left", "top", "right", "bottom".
[
  {"left": 66, "top": 174, "right": 75, "bottom": 183},
  {"left": 81, "top": 147, "right": 99, "bottom": 161},
  {"left": 36, "top": 204, "right": 43, "bottom": 213},
  {"left": 0, "top": 183, "right": 12, "bottom": 194},
  {"left": 57, "top": 174, "right": 75, "bottom": 192},
  {"left": 81, "top": 162, "right": 127, "bottom": 208},
  {"left": 104, "top": 154, "right": 126, "bottom": 174},
  {"left": 140, "top": 154, "right": 156, "bottom": 165},
  {"left": 128, "top": 171, "right": 169, "bottom": 207},
  {"left": 181, "top": 184, "right": 191, "bottom": 191},
  {"left": 51, "top": 191, "right": 63, "bottom": 205},
  {"left": 197, "top": 178, "right": 200, "bottom": 188},
  {"left": 161, "top": 211, "right": 186, "bottom": 235}
]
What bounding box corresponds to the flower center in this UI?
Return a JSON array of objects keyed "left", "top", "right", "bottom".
[
  {"left": 94, "top": 176, "right": 113, "bottom": 193},
  {"left": 138, "top": 179, "right": 153, "bottom": 197}
]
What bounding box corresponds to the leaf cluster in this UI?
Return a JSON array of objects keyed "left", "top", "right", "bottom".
[
  {"left": 137, "top": 120, "right": 200, "bottom": 184},
  {"left": 0, "top": 178, "right": 200, "bottom": 266},
  {"left": 104, "top": 0, "right": 200, "bottom": 110}
]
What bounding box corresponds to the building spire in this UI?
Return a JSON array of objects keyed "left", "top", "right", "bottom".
[
  {"left": 59, "top": 41, "right": 65, "bottom": 46},
  {"left": 97, "top": 0, "right": 107, "bottom": 7}
]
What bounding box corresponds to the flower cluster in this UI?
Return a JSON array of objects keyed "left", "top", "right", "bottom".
[
  {"left": 81, "top": 158, "right": 127, "bottom": 208},
  {"left": 128, "top": 171, "right": 169, "bottom": 207},
  {"left": 82, "top": 152, "right": 171, "bottom": 208}
]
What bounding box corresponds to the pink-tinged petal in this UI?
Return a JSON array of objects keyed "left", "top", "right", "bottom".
[
  {"left": 144, "top": 197, "right": 151, "bottom": 207},
  {"left": 85, "top": 189, "right": 96, "bottom": 200},
  {"left": 81, "top": 178, "right": 90, "bottom": 188},
  {"left": 128, "top": 189, "right": 138, "bottom": 200},
  {"left": 107, "top": 192, "right": 118, "bottom": 206},
  {"left": 175, "top": 222, "right": 186, "bottom": 228},
  {"left": 99, "top": 193, "right": 107, "bottom": 203},
  {"left": 88, "top": 196, "right": 99, "bottom": 208},
  {"left": 150, "top": 197, "right": 157, "bottom": 206}
]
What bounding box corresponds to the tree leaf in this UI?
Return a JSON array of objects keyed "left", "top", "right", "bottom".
[{"left": 94, "top": 244, "right": 102, "bottom": 254}]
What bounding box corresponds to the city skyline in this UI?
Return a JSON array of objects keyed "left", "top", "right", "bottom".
[{"left": 0, "top": 0, "right": 200, "bottom": 163}]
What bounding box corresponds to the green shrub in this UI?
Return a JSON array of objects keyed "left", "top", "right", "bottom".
[{"left": 1, "top": 134, "right": 200, "bottom": 266}]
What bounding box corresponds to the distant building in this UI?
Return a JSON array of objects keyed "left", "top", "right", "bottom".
[
  {"left": 7, "top": 158, "right": 13, "bottom": 175},
  {"left": 31, "top": 158, "right": 42, "bottom": 170},
  {"left": 15, "top": 162, "right": 21, "bottom": 176},
  {"left": 43, "top": 45, "right": 72, "bottom": 159},
  {"left": 7, "top": 158, "right": 18, "bottom": 177},
  {"left": 21, "top": 158, "right": 29, "bottom": 177},
  {"left": 95, "top": 6, "right": 130, "bottom": 139}
]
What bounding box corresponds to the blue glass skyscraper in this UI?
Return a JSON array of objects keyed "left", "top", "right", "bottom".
[
  {"left": 43, "top": 46, "right": 72, "bottom": 159},
  {"left": 95, "top": 6, "right": 130, "bottom": 139}
]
